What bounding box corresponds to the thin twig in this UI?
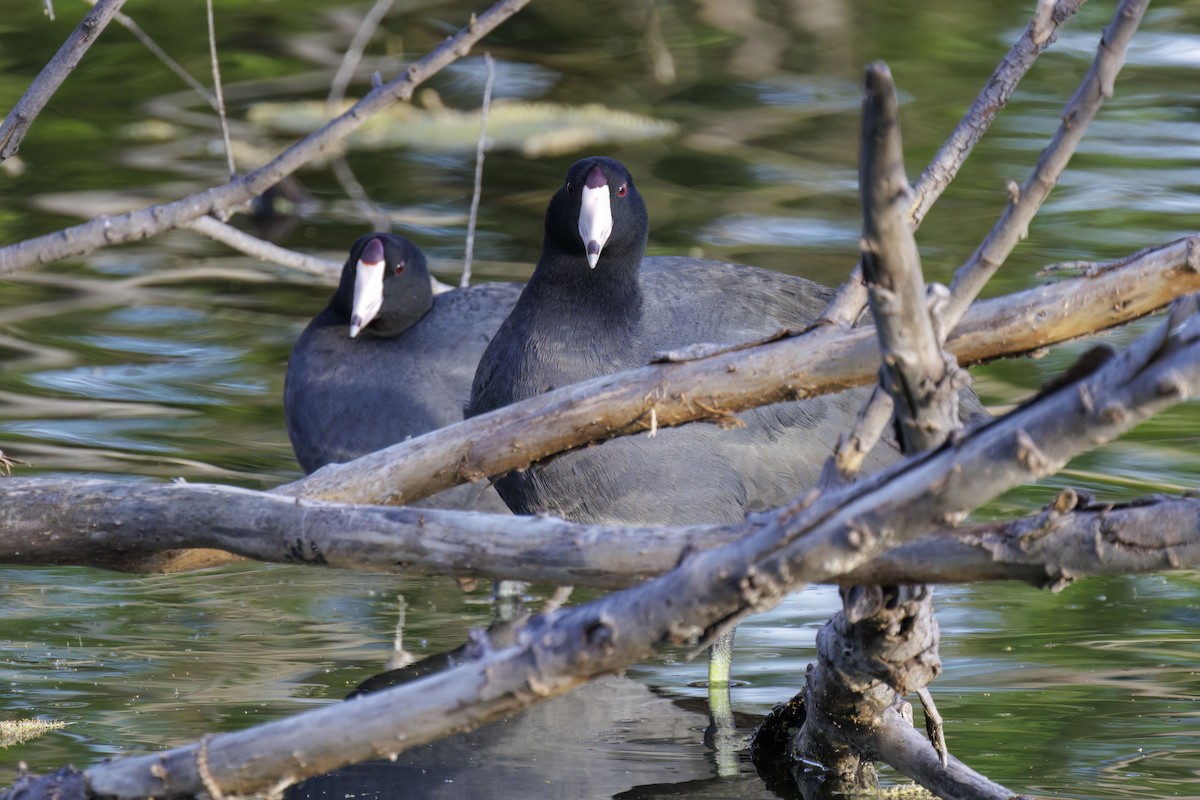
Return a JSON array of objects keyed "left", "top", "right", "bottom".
[
  {"left": 0, "top": 0, "right": 128, "bottom": 160},
  {"left": 385, "top": 595, "right": 416, "bottom": 670},
  {"left": 328, "top": 0, "right": 396, "bottom": 105},
  {"left": 327, "top": 0, "right": 396, "bottom": 231},
  {"left": 184, "top": 215, "right": 341, "bottom": 278},
  {"left": 832, "top": 388, "right": 894, "bottom": 480},
  {"left": 87, "top": 0, "right": 216, "bottom": 108},
  {"left": 943, "top": 0, "right": 1149, "bottom": 329},
  {"left": 206, "top": 0, "right": 237, "bottom": 182},
  {"left": 0, "top": 0, "right": 532, "bottom": 274},
  {"left": 827, "top": 0, "right": 1132, "bottom": 479},
  {"left": 462, "top": 52, "right": 496, "bottom": 288}
]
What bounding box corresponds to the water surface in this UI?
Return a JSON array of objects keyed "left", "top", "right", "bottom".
[{"left": 1, "top": 1, "right": 1199, "bottom": 797}]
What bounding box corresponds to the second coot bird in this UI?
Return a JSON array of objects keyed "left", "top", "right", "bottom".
[
  {"left": 285, "top": 233, "right": 520, "bottom": 512},
  {"left": 468, "top": 156, "right": 982, "bottom": 692},
  {"left": 468, "top": 157, "right": 903, "bottom": 523}
]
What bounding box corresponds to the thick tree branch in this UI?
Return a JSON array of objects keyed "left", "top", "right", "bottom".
[
  {"left": 0, "top": 0, "right": 531, "bottom": 274},
  {"left": 789, "top": 61, "right": 965, "bottom": 793},
  {"left": 0, "top": 0, "right": 127, "bottom": 160},
  {"left": 280, "top": 238, "right": 1200, "bottom": 506},
  {"left": 0, "top": 481, "right": 1197, "bottom": 590}
]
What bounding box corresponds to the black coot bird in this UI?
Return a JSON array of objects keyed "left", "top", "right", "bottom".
[
  {"left": 467, "top": 156, "right": 981, "bottom": 692},
  {"left": 285, "top": 233, "right": 520, "bottom": 512},
  {"left": 468, "top": 157, "right": 899, "bottom": 524}
]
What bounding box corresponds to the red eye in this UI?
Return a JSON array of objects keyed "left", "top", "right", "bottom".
[
  {"left": 395, "top": 260, "right": 405, "bottom": 275},
  {"left": 617, "top": 184, "right": 627, "bottom": 197}
]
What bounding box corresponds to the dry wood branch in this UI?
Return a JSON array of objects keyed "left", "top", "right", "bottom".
[
  {"left": 943, "top": 0, "right": 1149, "bottom": 328},
  {"left": 819, "top": 0, "right": 1086, "bottom": 327},
  {"left": 832, "top": 387, "right": 895, "bottom": 481},
  {"left": 790, "top": 61, "right": 963, "bottom": 793},
  {"left": 1, "top": 481, "right": 1197, "bottom": 590},
  {"left": 461, "top": 51, "right": 496, "bottom": 288},
  {"left": 859, "top": 61, "right": 959, "bottom": 453},
  {"left": 22, "top": 301, "right": 1199, "bottom": 800},
  {"left": 0, "top": 0, "right": 128, "bottom": 160},
  {"left": 326, "top": 0, "right": 397, "bottom": 232},
  {"left": 0, "top": 0, "right": 532, "bottom": 274},
  {"left": 281, "top": 238, "right": 1200, "bottom": 506},
  {"left": 328, "top": 0, "right": 396, "bottom": 105},
  {"left": 842, "top": 493, "right": 1200, "bottom": 588}
]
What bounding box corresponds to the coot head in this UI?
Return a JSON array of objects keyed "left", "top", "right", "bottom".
[
  {"left": 331, "top": 233, "right": 433, "bottom": 338},
  {"left": 544, "top": 157, "right": 648, "bottom": 272}
]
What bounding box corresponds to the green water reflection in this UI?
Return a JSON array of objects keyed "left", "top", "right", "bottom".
[{"left": 1, "top": 0, "right": 1199, "bottom": 797}]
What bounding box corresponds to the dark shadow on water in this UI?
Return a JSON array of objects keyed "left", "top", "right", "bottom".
[{"left": 286, "top": 675, "right": 784, "bottom": 800}]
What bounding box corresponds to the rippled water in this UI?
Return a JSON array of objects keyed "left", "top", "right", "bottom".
[{"left": 1, "top": 1, "right": 1199, "bottom": 797}]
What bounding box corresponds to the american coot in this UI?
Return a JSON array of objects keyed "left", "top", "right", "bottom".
[
  {"left": 467, "top": 156, "right": 982, "bottom": 698},
  {"left": 467, "top": 157, "right": 900, "bottom": 524},
  {"left": 285, "top": 233, "right": 520, "bottom": 513}
]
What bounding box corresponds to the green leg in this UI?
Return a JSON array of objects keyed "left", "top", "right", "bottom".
[{"left": 706, "top": 627, "right": 743, "bottom": 775}]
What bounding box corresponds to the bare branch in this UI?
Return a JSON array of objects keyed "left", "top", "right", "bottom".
[
  {"left": 832, "top": 387, "right": 894, "bottom": 480},
  {"left": 793, "top": 62, "right": 967, "bottom": 790},
  {"left": 944, "top": 0, "right": 1149, "bottom": 328},
  {"left": 909, "top": 0, "right": 1087, "bottom": 225},
  {"left": 0, "top": 0, "right": 128, "bottom": 160},
  {"left": 870, "top": 708, "right": 1020, "bottom": 800},
  {"left": 0, "top": 0, "right": 533, "bottom": 274},
  {"left": 842, "top": 492, "right": 1200, "bottom": 588},
  {"left": 327, "top": 0, "right": 398, "bottom": 232},
  {"left": 1, "top": 478, "right": 1198, "bottom": 591},
  {"left": 859, "top": 61, "right": 959, "bottom": 452},
  {"left": 328, "top": 0, "right": 396, "bottom": 105},
  {"left": 330, "top": 156, "right": 392, "bottom": 232}
]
